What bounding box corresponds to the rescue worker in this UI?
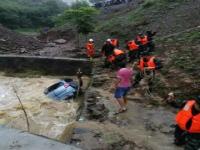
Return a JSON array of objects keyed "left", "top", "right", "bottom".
[
  {"left": 146, "top": 30, "right": 156, "bottom": 52},
  {"left": 136, "top": 33, "right": 153, "bottom": 56},
  {"left": 111, "top": 38, "right": 119, "bottom": 48},
  {"left": 132, "top": 55, "right": 162, "bottom": 92},
  {"left": 85, "top": 39, "right": 95, "bottom": 60},
  {"left": 174, "top": 96, "right": 200, "bottom": 150},
  {"left": 101, "top": 39, "right": 115, "bottom": 67},
  {"left": 112, "top": 49, "right": 126, "bottom": 68},
  {"left": 126, "top": 39, "right": 140, "bottom": 62},
  {"left": 137, "top": 34, "right": 149, "bottom": 46}
]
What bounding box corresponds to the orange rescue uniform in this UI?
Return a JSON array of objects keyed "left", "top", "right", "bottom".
[
  {"left": 138, "top": 56, "right": 156, "bottom": 71},
  {"left": 176, "top": 100, "right": 200, "bottom": 133},
  {"left": 86, "top": 42, "right": 95, "bottom": 57},
  {"left": 108, "top": 49, "right": 124, "bottom": 63},
  {"left": 127, "top": 40, "right": 139, "bottom": 51}
]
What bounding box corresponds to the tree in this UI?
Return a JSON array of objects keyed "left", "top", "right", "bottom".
[{"left": 57, "top": 2, "right": 98, "bottom": 48}]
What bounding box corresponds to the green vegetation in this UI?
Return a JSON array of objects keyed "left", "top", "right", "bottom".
[
  {"left": 158, "top": 28, "right": 200, "bottom": 76},
  {"left": 15, "top": 28, "right": 40, "bottom": 36},
  {"left": 154, "top": 28, "right": 200, "bottom": 99},
  {"left": 0, "top": 0, "right": 67, "bottom": 29},
  {"left": 57, "top": 1, "right": 99, "bottom": 46},
  {"left": 96, "top": 0, "right": 184, "bottom": 40}
]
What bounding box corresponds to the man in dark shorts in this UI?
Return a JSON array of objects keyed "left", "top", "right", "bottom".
[{"left": 113, "top": 63, "right": 133, "bottom": 114}]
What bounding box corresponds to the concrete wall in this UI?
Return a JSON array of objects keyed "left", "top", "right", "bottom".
[{"left": 0, "top": 55, "right": 92, "bottom": 76}]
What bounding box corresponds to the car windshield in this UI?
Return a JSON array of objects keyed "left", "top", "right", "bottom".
[{"left": 47, "top": 82, "right": 64, "bottom": 92}]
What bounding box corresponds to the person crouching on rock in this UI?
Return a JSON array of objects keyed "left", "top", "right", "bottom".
[
  {"left": 112, "top": 62, "right": 133, "bottom": 114},
  {"left": 174, "top": 95, "right": 200, "bottom": 150},
  {"left": 132, "top": 55, "right": 162, "bottom": 91}
]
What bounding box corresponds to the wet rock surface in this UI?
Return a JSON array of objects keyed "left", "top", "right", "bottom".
[
  {"left": 84, "top": 90, "right": 109, "bottom": 121},
  {"left": 92, "top": 74, "right": 110, "bottom": 87}
]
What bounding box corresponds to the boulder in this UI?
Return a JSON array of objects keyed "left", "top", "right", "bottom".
[
  {"left": 54, "top": 39, "right": 67, "bottom": 44},
  {"left": 46, "top": 42, "right": 56, "bottom": 47}
]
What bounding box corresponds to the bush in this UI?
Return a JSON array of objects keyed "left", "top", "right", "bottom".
[{"left": 0, "top": 0, "right": 67, "bottom": 29}]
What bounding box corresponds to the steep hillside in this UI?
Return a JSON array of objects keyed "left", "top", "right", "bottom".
[
  {"left": 153, "top": 27, "right": 200, "bottom": 99},
  {"left": 95, "top": 0, "right": 200, "bottom": 41},
  {"left": 0, "top": 0, "right": 67, "bottom": 29},
  {"left": 88, "top": 0, "right": 200, "bottom": 99}
]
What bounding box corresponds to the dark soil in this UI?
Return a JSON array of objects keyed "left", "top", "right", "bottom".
[{"left": 0, "top": 24, "right": 44, "bottom": 55}]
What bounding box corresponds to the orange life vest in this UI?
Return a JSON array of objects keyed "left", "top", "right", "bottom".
[
  {"left": 176, "top": 100, "right": 200, "bottom": 133},
  {"left": 138, "top": 56, "right": 156, "bottom": 71},
  {"left": 127, "top": 40, "right": 139, "bottom": 51},
  {"left": 111, "top": 39, "right": 118, "bottom": 47},
  {"left": 137, "top": 35, "right": 148, "bottom": 45},
  {"left": 86, "top": 42, "right": 95, "bottom": 57},
  {"left": 108, "top": 49, "right": 124, "bottom": 62},
  {"left": 114, "top": 49, "right": 124, "bottom": 56}
]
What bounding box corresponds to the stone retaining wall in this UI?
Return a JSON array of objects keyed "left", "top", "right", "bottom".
[{"left": 0, "top": 55, "right": 92, "bottom": 76}]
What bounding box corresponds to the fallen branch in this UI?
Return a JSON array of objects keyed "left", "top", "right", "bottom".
[{"left": 12, "top": 85, "right": 30, "bottom": 132}]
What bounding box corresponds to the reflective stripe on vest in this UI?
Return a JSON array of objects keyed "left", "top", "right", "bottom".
[
  {"left": 176, "top": 100, "right": 200, "bottom": 133},
  {"left": 128, "top": 41, "right": 139, "bottom": 51},
  {"left": 138, "top": 56, "right": 156, "bottom": 70}
]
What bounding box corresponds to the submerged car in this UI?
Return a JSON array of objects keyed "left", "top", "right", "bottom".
[{"left": 44, "top": 79, "right": 79, "bottom": 101}]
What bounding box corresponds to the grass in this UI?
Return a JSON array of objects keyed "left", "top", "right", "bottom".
[
  {"left": 95, "top": 0, "right": 186, "bottom": 42},
  {"left": 15, "top": 28, "right": 40, "bottom": 36},
  {"left": 154, "top": 28, "right": 200, "bottom": 99}
]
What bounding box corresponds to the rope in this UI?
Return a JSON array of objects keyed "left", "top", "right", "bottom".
[{"left": 12, "top": 85, "right": 30, "bottom": 132}]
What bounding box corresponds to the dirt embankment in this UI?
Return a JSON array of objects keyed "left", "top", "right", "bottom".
[
  {"left": 0, "top": 24, "right": 86, "bottom": 58},
  {"left": 0, "top": 25, "right": 44, "bottom": 55},
  {"left": 153, "top": 27, "right": 200, "bottom": 99}
]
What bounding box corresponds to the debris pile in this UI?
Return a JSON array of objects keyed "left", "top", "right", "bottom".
[{"left": 0, "top": 24, "right": 44, "bottom": 54}]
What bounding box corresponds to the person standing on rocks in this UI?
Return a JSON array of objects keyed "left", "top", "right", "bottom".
[
  {"left": 101, "top": 39, "right": 115, "bottom": 67},
  {"left": 86, "top": 39, "right": 95, "bottom": 61},
  {"left": 113, "top": 63, "right": 133, "bottom": 114}
]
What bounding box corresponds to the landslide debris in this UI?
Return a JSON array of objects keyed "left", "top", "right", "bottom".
[{"left": 0, "top": 24, "right": 44, "bottom": 55}]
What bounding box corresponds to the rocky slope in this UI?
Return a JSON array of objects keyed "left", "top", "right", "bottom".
[{"left": 0, "top": 25, "right": 44, "bottom": 54}]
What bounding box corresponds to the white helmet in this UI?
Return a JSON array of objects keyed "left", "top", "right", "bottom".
[
  {"left": 89, "top": 39, "right": 94, "bottom": 42},
  {"left": 106, "top": 38, "right": 111, "bottom": 42}
]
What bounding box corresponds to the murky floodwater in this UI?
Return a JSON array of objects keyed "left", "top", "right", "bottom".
[{"left": 0, "top": 74, "right": 89, "bottom": 142}]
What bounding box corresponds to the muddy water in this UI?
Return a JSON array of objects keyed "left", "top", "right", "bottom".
[{"left": 0, "top": 74, "right": 89, "bottom": 142}]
